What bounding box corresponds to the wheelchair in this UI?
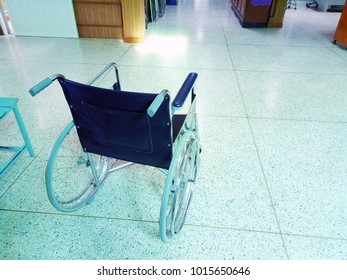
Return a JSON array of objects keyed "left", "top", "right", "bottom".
[{"left": 29, "top": 63, "right": 200, "bottom": 242}]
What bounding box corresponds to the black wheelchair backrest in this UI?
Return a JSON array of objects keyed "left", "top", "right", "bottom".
[{"left": 58, "top": 79, "right": 173, "bottom": 169}]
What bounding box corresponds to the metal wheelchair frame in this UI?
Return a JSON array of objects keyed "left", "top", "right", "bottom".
[{"left": 29, "top": 62, "right": 200, "bottom": 242}]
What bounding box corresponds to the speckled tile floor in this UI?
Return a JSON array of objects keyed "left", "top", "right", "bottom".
[{"left": 0, "top": 1, "right": 346, "bottom": 260}]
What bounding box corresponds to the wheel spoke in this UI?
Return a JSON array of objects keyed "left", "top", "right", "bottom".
[
  {"left": 160, "top": 130, "right": 199, "bottom": 242},
  {"left": 46, "top": 123, "right": 109, "bottom": 212}
]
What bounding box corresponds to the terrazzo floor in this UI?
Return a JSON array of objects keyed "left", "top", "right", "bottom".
[{"left": 0, "top": 1, "right": 346, "bottom": 260}]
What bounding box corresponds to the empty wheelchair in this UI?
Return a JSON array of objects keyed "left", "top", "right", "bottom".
[{"left": 29, "top": 63, "right": 200, "bottom": 242}]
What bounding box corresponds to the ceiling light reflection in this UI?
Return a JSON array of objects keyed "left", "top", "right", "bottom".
[{"left": 135, "top": 35, "right": 188, "bottom": 61}]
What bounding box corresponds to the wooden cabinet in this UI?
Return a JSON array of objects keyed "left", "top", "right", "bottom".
[
  {"left": 232, "top": 0, "right": 247, "bottom": 19},
  {"left": 334, "top": 5, "right": 347, "bottom": 47},
  {"left": 231, "top": 0, "right": 287, "bottom": 28},
  {"left": 267, "top": 0, "right": 287, "bottom": 28},
  {"left": 73, "top": 0, "right": 145, "bottom": 42},
  {"left": 231, "top": 0, "right": 272, "bottom": 27},
  {"left": 73, "top": 0, "right": 123, "bottom": 39},
  {"left": 121, "top": 0, "right": 145, "bottom": 43}
]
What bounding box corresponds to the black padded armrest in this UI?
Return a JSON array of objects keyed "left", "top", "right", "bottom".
[{"left": 172, "top": 72, "right": 198, "bottom": 109}]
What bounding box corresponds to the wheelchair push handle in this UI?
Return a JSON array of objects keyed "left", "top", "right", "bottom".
[
  {"left": 147, "top": 90, "right": 168, "bottom": 118},
  {"left": 29, "top": 78, "right": 53, "bottom": 96},
  {"left": 29, "top": 74, "right": 65, "bottom": 96}
]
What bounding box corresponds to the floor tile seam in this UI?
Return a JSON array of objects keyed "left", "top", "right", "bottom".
[
  {"left": 185, "top": 222, "right": 283, "bottom": 236},
  {"left": 190, "top": 41, "right": 229, "bottom": 46},
  {"left": 147, "top": 25, "right": 228, "bottom": 30},
  {"left": 114, "top": 43, "right": 133, "bottom": 64},
  {"left": 227, "top": 43, "right": 328, "bottom": 49},
  {"left": 300, "top": 27, "right": 346, "bottom": 56},
  {"left": 116, "top": 63, "right": 234, "bottom": 72},
  {"left": 31, "top": 120, "right": 88, "bottom": 154},
  {"left": 280, "top": 231, "right": 347, "bottom": 242},
  {"left": 324, "top": 42, "right": 347, "bottom": 61},
  {"left": 329, "top": 45, "right": 347, "bottom": 62},
  {"left": 234, "top": 68, "right": 347, "bottom": 76},
  {"left": 0, "top": 140, "right": 52, "bottom": 200},
  {"left": 0, "top": 118, "right": 71, "bottom": 196},
  {"left": 231, "top": 69, "right": 290, "bottom": 259},
  {"left": 223, "top": 31, "right": 250, "bottom": 121},
  {"left": 130, "top": 39, "right": 232, "bottom": 47},
  {"left": 0, "top": 58, "right": 121, "bottom": 68},
  {"left": 113, "top": 64, "right": 235, "bottom": 73},
  {"left": 0, "top": 208, "right": 159, "bottom": 224},
  {"left": 241, "top": 114, "right": 347, "bottom": 247},
  {"left": 136, "top": 38, "right": 229, "bottom": 46},
  {"left": 298, "top": 28, "right": 335, "bottom": 49},
  {"left": 247, "top": 116, "right": 347, "bottom": 125},
  {"left": 0, "top": 208, "right": 286, "bottom": 236},
  {"left": 147, "top": 26, "right": 230, "bottom": 32},
  {"left": 224, "top": 28, "right": 238, "bottom": 73},
  {"left": 199, "top": 113, "right": 247, "bottom": 119},
  {"left": 187, "top": 224, "right": 347, "bottom": 242},
  {"left": 0, "top": 157, "right": 34, "bottom": 199},
  {"left": 243, "top": 118, "right": 290, "bottom": 259},
  {"left": 239, "top": 117, "right": 347, "bottom": 250}
]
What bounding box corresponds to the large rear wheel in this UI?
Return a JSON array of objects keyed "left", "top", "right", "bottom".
[
  {"left": 159, "top": 130, "right": 200, "bottom": 242},
  {"left": 45, "top": 121, "right": 108, "bottom": 212}
]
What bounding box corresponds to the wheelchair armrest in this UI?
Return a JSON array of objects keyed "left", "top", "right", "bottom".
[{"left": 172, "top": 72, "right": 198, "bottom": 110}]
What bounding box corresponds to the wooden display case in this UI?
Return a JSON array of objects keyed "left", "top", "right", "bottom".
[
  {"left": 73, "top": 0, "right": 145, "bottom": 42},
  {"left": 334, "top": 5, "right": 347, "bottom": 47},
  {"left": 231, "top": 0, "right": 272, "bottom": 27},
  {"left": 73, "top": 0, "right": 123, "bottom": 39},
  {"left": 267, "top": 0, "right": 287, "bottom": 28}
]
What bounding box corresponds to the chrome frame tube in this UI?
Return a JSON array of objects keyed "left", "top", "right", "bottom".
[
  {"left": 87, "top": 62, "right": 117, "bottom": 86},
  {"left": 87, "top": 152, "right": 101, "bottom": 188},
  {"left": 157, "top": 168, "right": 169, "bottom": 176},
  {"left": 107, "top": 161, "right": 134, "bottom": 173}
]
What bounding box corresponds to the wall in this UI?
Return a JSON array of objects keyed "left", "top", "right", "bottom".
[
  {"left": 315, "top": 0, "right": 346, "bottom": 11},
  {"left": 6, "top": 0, "right": 78, "bottom": 37}
]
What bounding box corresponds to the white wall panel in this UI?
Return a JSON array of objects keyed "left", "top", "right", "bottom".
[{"left": 6, "top": 0, "right": 78, "bottom": 37}]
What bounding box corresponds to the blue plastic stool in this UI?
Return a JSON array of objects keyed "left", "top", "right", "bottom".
[{"left": 0, "top": 98, "right": 35, "bottom": 177}]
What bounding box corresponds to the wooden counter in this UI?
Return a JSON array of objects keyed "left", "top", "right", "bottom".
[
  {"left": 231, "top": 0, "right": 272, "bottom": 27},
  {"left": 267, "top": 0, "right": 287, "bottom": 28},
  {"left": 231, "top": 0, "right": 287, "bottom": 28},
  {"left": 121, "top": 0, "right": 145, "bottom": 42},
  {"left": 73, "top": 0, "right": 123, "bottom": 39},
  {"left": 73, "top": 0, "right": 145, "bottom": 42},
  {"left": 334, "top": 5, "right": 347, "bottom": 47}
]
